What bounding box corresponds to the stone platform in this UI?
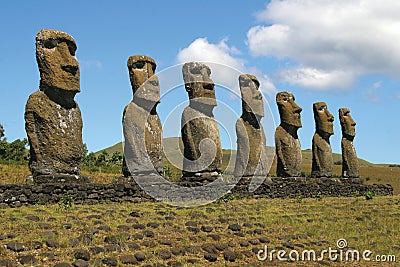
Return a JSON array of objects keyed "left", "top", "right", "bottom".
[{"left": 0, "top": 176, "right": 393, "bottom": 208}]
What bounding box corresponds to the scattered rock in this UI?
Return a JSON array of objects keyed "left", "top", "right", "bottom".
[
  {"left": 239, "top": 240, "right": 250, "bottom": 247},
  {"left": 129, "top": 211, "right": 140, "bottom": 217},
  {"left": 6, "top": 241, "right": 24, "bottom": 252},
  {"left": 104, "top": 244, "right": 120, "bottom": 252},
  {"left": 89, "top": 246, "right": 104, "bottom": 255},
  {"left": 143, "top": 230, "right": 154, "bottom": 237},
  {"left": 204, "top": 253, "right": 217, "bottom": 262},
  {"left": 120, "top": 255, "right": 137, "bottom": 264},
  {"left": 133, "top": 223, "right": 145, "bottom": 229},
  {"left": 158, "top": 249, "right": 172, "bottom": 260},
  {"left": 215, "top": 243, "right": 228, "bottom": 251},
  {"left": 97, "top": 225, "right": 111, "bottom": 232},
  {"left": 224, "top": 250, "right": 237, "bottom": 262},
  {"left": 25, "top": 215, "right": 40, "bottom": 222},
  {"left": 46, "top": 239, "right": 59, "bottom": 248},
  {"left": 134, "top": 252, "right": 146, "bottom": 261},
  {"left": 72, "top": 259, "right": 88, "bottom": 267},
  {"left": 228, "top": 223, "right": 241, "bottom": 231},
  {"left": 147, "top": 222, "right": 159, "bottom": 228},
  {"left": 167, "top": 261, "right": 182, "bottom": 267},
  {"left": 259, "top": 237, "right": 270, "bottom": 243},
  {"left": 54, "top": 263, "right": 72, "bottom": 267},
  {"left": 17, "top": 255, "right": 36, "bottom": 265},
  {"left": 142, "top": 240, "right": 156, "bottom": 248},
  {"left": 171, "top": 247, "right": 185, "bottom": 256},
  {"left": 74, "top": 249, "right": 90, "bottom": 261},
  {"left": 125, "top": 242, "right": 140, "bottom": 250},
  {"left": 102, "top": 257, "right": 117, "bottom": 266},
  {"left": 186, "top": 226, "right": 199, "bottom": 233},
  {"left": 185, "top": 221, "right": 197, "bottom": 227},
  {"left": 208, "top": 234, "right": 221, "bottom": 241},
  {"left": 0, "top": 259, "right": 15, "bottom": 267},
  {"left": 159, "top": 239, "right": 172, "bottom": 246},
  {"left": 201, "top": 225, "right": 213, "bottom": 232},
  {"left": 117, "top": 225, "right": 130, "bottom": 231}
]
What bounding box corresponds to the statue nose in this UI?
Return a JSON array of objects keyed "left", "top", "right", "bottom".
[{"left": 62, "top": 65, "right": 79, "bottom": 76}]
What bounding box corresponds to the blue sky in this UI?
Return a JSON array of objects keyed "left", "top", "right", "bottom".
[{"left": 1, "top": 0, "right": 399, "bottom": 164}]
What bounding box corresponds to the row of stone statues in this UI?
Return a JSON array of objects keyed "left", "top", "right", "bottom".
[{"left": 24, "top": 29, "right": 359, "bottom": 184}]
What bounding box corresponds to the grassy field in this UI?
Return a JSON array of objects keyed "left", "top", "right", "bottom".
[{"left": 0, "top": 196, "right": 399, "bottom": 266}]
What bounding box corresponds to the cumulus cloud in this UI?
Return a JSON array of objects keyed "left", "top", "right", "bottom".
[
  {"left": 176, "top": 38, "right": 276, "bottom": 95},
  {"left": 246, "top": 0, "right": 400, "bottom": 90}
]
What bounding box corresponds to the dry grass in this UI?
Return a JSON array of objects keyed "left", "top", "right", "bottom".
[{"left": 0, "top": 196, "right": 399, "bottom": 266}]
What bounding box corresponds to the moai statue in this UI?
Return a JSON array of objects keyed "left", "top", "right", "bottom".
[
  {"left": 25, "top": 29, "right": 87, "bottom": 183},
  {"left": 181, "top": 62, "right": 222, "bottom": 181},
  {"left": 234, "top": 74, "right": 270, "bottom": 181},
  {"left": 339, "top": 108, "right": 359, "bottom": 178},
  {"left": 311, "top": 102, "right": 334, "bottom": 178},
  {"left": 275, "top": 92, "right": 302, "bottom": 177},
  {"left": 122, "top": 55, "right": 163, "bottom": 176}
]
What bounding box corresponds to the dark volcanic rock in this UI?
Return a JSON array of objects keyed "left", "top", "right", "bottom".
[
  {"left": 204, "top": 253, "right": 217, "bottom": 262},
  {"left": 74, "top": 249, "right": 90, "bottom": 261},
  {"left": 6, "top": 241, "right": 25, "bottom": 252},
  {"left": 102, "top": 257, "right": 117, "bottom": 266}
]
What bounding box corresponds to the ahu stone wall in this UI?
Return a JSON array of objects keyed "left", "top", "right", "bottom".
[{"left": 0, "top": 177, "right": 393, "bottom": 208}]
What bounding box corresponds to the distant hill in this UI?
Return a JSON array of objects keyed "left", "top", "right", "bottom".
[{"left": 96, "top": 137, "right": 374, "bottom": 168}]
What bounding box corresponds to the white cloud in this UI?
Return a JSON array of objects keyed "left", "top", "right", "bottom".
[
  {"left": 364, "top": 81, "right": 382, "bottom": 102},
  {"left": 176, "top": 38, "right": 276, "bottom": 95},
  {"left": 246, "top": 0, "right": 400, "bottom": 90},
  {"left": 80, "top": 59, "right": 102, "bottom": 70},
  {"left": 278, "top": 67, "right": 355, "bottom": 90}
]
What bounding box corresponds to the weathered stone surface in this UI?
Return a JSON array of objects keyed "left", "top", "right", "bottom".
[
  {"left": 181, "top": 62, "right": 222, "bottom": 179},
  {"left": 25, "top": 29, "right": 84, "bottom": 181},
  {"left": 275, "top": 91, "right": 302, "bottom": 177},
  {"left": 234, "top": 74, "right": 269, "bottom": 179},
  {"left": 122, "top": 55, "right": 162, "bottom": 176},
  {"left": 339, "top": 108, "right": 359, "bottom": 178},
  {"left": 311, "top": 102, "right": 334, "bottom": 178}
]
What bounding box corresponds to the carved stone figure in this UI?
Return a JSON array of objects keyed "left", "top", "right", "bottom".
[
  {"left": 234, "top": 74, "right": 269, "bottom": 179},
  {"left": 181, "top": 62, "right": 222, "bottom": 179},
  {"left": 339, "top": 108, "right": 359, "bottom": 178},
  {"left": 275, "top": 92, "right": 302, "bottom": 177},
  {"left": 25, "top": 29, "right": 86, "bottom": 183},
  {"left": 122, "top": 55, "right": 162, "bottom": 176},
  {"left": 311, "top": 102, "right": 334, "bottom": 178}
]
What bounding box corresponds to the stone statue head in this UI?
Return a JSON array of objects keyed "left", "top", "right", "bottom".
[
  {"left": 339, "top": 108, "right": 356, "bottom": 137},
  {"left": 276, "top": 91, "right": 302, "bottom": 128},
  {"left": 133, "top": 74, "right": 160, "bottom": 112},
  {"left": 182, "top": 62, "right": 216, "bottom": 107},
  {"left": 313, "top": 102, "right": 334, "bottom": 135},
  {"left": 239, "top": 74, "right": 264, "bottom": 118},
  {"left": 36, "top": 29, "right": 80, "bottom": 95},
  {"left": 127, "top": 55, "right": 156, "bottom": 94}
]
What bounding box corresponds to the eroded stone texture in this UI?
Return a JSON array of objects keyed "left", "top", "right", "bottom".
[
  {"left": 122, "top": 55, "right": 162, "bottom": 176},
  {"left": 339, "top": 108, "right": 359, "bottom": 178},
  {"left": 25, "top": 29, "right": 85, "bottom": 182},
  {"left": 234, "top": 74, "right": 269, "bottom": 179},
  {"left": 181, "top": 62, "right": 222, "bottom": 179},
  {"left": 311, "top": 102, "right": 334, "bottom": 178},
  {"left": 275, "top": 92, "right": 302, "bottom": 177}
]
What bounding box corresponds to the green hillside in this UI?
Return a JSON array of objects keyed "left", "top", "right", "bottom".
[{"left": 96, "top": 137, "right": 374, "bottom": 168}]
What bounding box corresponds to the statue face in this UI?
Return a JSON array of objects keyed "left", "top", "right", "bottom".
[
  {"left": 36, "top": 29, "right": 80, "bottom": 93},
  {"left": 239, "top": 74, "right": 264, "bottom": 118},
  {"left": 276, "top": 91, "right": 302, "bottom": 128},
  {"left": 128, "top": 55, "right": 156, "bottom": 93},
  {"left": 182, "top": 62, "right": 216, "bottom": 107},
  {"left": 133, "top": 74, "right": 160, "bottom": 110},
  {"left": 339, "top": 108, "right": 356, "bottom": 137},
  {"left": 313, "top": 102, "right": 334, "bottom": 135}
]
